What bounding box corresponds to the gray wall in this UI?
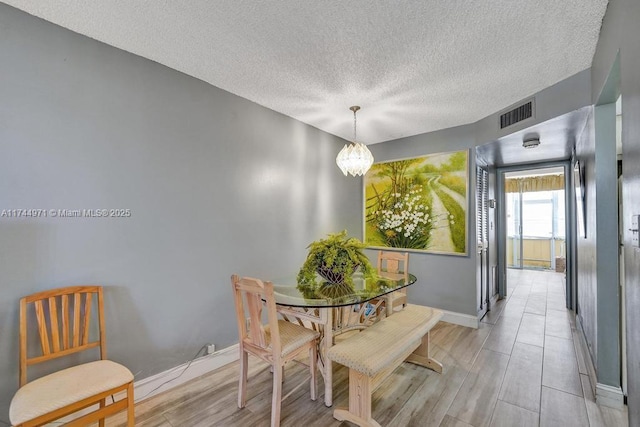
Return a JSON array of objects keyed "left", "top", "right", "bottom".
[
  {"left": 0, "top": 4, "right": 361, "bottom": 417},
  {"left": 574, "top": 110, "right": 598, "bottom": 369},
  {"left": 367, "top": 124, "right": 478, "bottom": 316},
  {"left": 594, "top": 102, "right": 620, "bottom": 388},
  {"left": 591, "top": 0, "right": 640, "bottom": 422}
]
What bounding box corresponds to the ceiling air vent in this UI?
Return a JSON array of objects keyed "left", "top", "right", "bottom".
[{"left": 500, "top": 99, "right": 534, "bottom": 129}]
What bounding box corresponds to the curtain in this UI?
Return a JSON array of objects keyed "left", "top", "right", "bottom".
[{"left": 504, "top": 174, "right": 564, "bottom": 193}]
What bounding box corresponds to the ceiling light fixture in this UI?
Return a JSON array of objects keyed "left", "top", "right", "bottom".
[
  {"left": 336, "top": 106, "right": 374, "bottom": 177},
  {"left": 522, "top": 137, "right": 541, "bottom": 149}
]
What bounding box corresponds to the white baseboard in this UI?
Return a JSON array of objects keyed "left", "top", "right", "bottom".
[
  {"left": 575, "top": 316, "right": 597, "bottom": 391},
  {"left": 134, "top": 343, "right": 239, "bottom": 402},
  {"left": 596, "top": 383, "right": 625, "bottom": 409},
  {"left": 575, "top": 317, "right": 625, "bottom": 409},
  {"left": 440, "top": 310, "right": 479, "bottom": 329}
]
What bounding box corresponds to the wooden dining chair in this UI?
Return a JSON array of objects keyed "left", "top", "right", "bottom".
[
  {"left": 9, "top": 286, "right": 134, "bottom": 427},
  {"left": 231, "top": 275, "right": 319, "bottom": 427},
  {"left": 378, "top": 250, "right": 410, "bottom": 311}
]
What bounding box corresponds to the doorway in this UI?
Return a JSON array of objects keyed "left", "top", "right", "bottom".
[{"left": 498, "top": 163, "right": 571, "bottom": 305}]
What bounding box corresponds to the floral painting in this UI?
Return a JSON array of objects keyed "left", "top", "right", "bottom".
[{"left": 364, "top": 150, "right": 468, "bottom": 255}]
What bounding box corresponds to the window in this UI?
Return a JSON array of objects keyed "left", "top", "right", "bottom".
[{"left": 508, "top": 190, "right": 565, "bottom": 238}]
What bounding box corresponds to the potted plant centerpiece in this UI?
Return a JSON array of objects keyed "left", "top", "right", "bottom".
[{"left": 297, "top": 230, "right": 376, "bottom": 299}]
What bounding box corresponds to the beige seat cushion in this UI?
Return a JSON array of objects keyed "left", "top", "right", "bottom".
[
  {"left": 264, "top": 320, "right": 320, "bottom": 357},
  {"left": 10, "top": 359, "right": 134, "bottom": 425},
  {"left": 326, "top": 304, "right": 442, "bottom": 377}
]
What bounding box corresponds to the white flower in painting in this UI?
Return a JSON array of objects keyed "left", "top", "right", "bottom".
[{"left": 374, "top": 184, "right": 431, "bottom": 245}]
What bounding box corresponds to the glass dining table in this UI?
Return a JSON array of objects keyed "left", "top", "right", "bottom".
[{"left": 272, "top": 272, "right": 417, "bottom": 407}]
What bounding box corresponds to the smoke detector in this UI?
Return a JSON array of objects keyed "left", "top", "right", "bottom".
[{"left": 523, "top": 137, "right": 540, "bottom": 149}]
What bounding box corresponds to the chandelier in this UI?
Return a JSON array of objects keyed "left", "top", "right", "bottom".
[{"left": 336, "top": 106, "right": 374, "bottom": 177}]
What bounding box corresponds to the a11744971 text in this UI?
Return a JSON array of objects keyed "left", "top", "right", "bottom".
[{"left": 0, "top": 208, "right": 132, "bottom": 218}]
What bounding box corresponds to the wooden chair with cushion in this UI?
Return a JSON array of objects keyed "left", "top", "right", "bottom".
[
  {"left": 9, "top": 286, "right": 134, "bottom": 427},
  {"left": 378, "top": 251, "right": 410, "bottom": 313},
  {"left": 231, "top": 275, "right": 319, "bottom": 427}
]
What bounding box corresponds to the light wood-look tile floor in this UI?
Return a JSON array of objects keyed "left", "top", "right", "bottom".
[{"left": 107, "top": 269, "right": 627, "bottom": 426}]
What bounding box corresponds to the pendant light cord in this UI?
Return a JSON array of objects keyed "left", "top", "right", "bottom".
[
  {"left": 350, "top": 105, "right": 360, "bottom": 143},
  {"left": 353, "top": 108, "right": 357, "bottom": 143}
]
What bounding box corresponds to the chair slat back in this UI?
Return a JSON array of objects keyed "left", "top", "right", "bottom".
[
  {"left": 19, "top": 286, "right": 106, "bottom": 386},
  {"left": 231, "top": 275, "right": 281, "bottom": 356},
  {"left": 377, "top": 251, "right": 410, "bottom": 282}
]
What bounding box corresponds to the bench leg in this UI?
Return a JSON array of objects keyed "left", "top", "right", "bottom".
[
  {"left": 405, "top": 331, "right": 443, "bottom": 373},
  {"left": 334, "top": 409, "right": 382, "bottom": 427},
  {"left": 332, "top": 370, "right": 382, "bottom": 427}
]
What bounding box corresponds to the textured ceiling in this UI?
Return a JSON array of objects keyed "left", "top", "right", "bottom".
[{"left": 3, "top": 0, "right": 608, "bottom": 144}]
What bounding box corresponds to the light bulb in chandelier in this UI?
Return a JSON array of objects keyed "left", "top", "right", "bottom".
[{"left": 336, "top": 106, "right": 374, "bottom": 177}]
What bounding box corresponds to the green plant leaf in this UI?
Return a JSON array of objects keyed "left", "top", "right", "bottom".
[{"left": 297, "top": 230, "right": 376, "bottom": 287}]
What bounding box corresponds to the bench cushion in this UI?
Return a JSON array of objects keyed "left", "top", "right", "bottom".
[{"left": 326, "top": 304, "right": 442, "bottom": 377}]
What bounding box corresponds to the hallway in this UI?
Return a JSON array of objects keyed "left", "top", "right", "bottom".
[{"left": 472, "top": 268, "right": 627, "bottom": 426}]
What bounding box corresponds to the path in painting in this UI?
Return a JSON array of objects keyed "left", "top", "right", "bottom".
[
  {"left": 433, "top": 176, "right": 466, "bottom": 206},
  {"left": 428, "top": 177, "right": 455, "bottom": 252}
]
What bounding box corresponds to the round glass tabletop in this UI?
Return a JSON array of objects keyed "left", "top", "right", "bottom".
[{"left": 272, "top": 272, "right": 416, "bottom": 308}]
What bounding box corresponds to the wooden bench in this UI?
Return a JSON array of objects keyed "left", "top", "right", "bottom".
[{"left": 326, "top": 304, "right": 443, "bottom": 427}]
